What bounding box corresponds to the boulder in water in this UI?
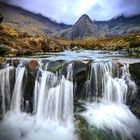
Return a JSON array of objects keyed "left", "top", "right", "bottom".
[
  {"left": 26, "top": 60, "right": 39, "bottom": 71},
  {"left": 118, "top": 62, "right": 124, "bottom": 68},
  {"left": 73, "top": 61, "right": 87, "bottom": 82},
  {"left": 12, "top": 59, "right": 20, "bottom": 67},
  {"left": 47, "top": 60, "right": 65, "bottom": 73}
]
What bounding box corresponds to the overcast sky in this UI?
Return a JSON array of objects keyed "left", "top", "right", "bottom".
[{"left": 2, "top": 0, "right": 140, "bottom": 24}]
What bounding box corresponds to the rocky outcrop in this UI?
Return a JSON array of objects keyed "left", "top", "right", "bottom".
[
  {"left": 71, "top": 14, "right": 100, "bottom": 39},
  {"left": 60, "top": 14, "right": 103, "bottom": 39}
]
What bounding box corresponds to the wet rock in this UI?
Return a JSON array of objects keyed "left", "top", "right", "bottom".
[
  {"left": 129, "top": 63, "right": 140, "bottom": 91},
  {"left": 0, "top": 57, "right": 5, "bottom": 69},
  {"left": 73, "top": 61, "right": 88, "bottom": 81},
  {"left": 73, "top": 61, "right": 89, "bottom": 98},
  {"left": 26, "top": 60, "right": 39, "bottom": 71},
  {"left": 47, "top": 60, "right": 65, "bottom": 73},
  {"left": 129, "top": 63, "right": 140, "bottom": 118},
  {"left": 117, "top": 62, "right": 123, "bottom": 68},
  {"left": 22, "top": 69, "right": 35, "bottom": 113},
  {"left": 12, "top": 59, "right": 20, "bottom": 67}
]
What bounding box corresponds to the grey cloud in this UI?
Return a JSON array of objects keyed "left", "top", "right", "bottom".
[
  {"left": 88, "top": 0, "right": 140, "bottom": 21},
  {"left": 1, "top": 0, "right": 140, "bottom": 24}
]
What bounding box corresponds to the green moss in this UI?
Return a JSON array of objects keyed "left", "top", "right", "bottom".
[{"left": 50, "top": 63, "right": 65, "bottom": 73}]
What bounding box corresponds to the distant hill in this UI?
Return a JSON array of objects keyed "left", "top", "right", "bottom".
[
  {"left": 0, "top": 2, "right": 71, "bottom": 37},
  {"left": 0, "top": 2, "right": 140, "bottom": 39}
]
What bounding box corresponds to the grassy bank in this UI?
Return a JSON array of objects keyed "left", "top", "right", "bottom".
[{"left": 0, "top": 25, "right": 140, "bottom": 57}]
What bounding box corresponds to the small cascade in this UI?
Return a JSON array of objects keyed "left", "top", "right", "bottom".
[
  {"left": 85, "top": 61, "right": 136, "bottom": 103},
  {"left": 10, "top": 67, "right": 25, "bottom": 113},
  {"left": 0, "top": 66, "right": 13, "bottom": 114},
  {"left": 34, "top": 63, "right": 74, "bottom": 122},
  {"left": 80, "top": 61, "right": 140, "bottom": 140}
]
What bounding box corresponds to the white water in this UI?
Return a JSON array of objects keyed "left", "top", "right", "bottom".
[
  {"left": 80, "top": 62, "right": 140, "bottom": 140},
  {"left": 0, "top": 60, "right": 140, "bottom": 140},
  {"left": 0, "top": 63, "right": 76, "bottom": 140},
  {"left": 10, "top": 67, "right": 25, "bottom": 113},
  {"left": 0, "top": 66, "right": 13, "bottom": 114},
  {"left": 80, "top": 102, "right": 140, "bottom": 139}
]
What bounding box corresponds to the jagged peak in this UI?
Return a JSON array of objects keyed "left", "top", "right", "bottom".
[{"left": 75, "top": 14, "right": 93, "bottom": 24}]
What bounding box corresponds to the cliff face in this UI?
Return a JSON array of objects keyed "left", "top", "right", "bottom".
[{"left": 71, "top": 14, "right": 100, "bottom": 39}]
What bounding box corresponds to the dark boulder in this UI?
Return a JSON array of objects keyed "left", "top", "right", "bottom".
[
  {"left": 12, "top": 59, "right": 20, "bottom": 67},
  {"left": 73, "top": 61, "right": 90, "bottom": 99},
  {"left": 26, "top": 60, "right": 39, "bottom": 72},
  {"left": 22, "top": 69, "right": 35, "bottom": 113},
  {"left": 129, "top": 63, "right": 140, "bottom": 91},
  {"left": 129, "top": 63, "right": 140, "bottom": 118}
]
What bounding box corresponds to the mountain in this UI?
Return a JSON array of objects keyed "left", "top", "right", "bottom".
[
  {"left": 95, "top": 15, "right": 140, "bottom": 37},
  {"left": 0, "top": 2, "right": 140, "bottom": 39},
  {"left": 59, "top": 14, "right": 104, "bottom": 39},
  {"left": 0, "top": 2, "right": 71, "bottom": 36},
  {"left": 59, "top": 14, "right": 140, "bottom": 39}
]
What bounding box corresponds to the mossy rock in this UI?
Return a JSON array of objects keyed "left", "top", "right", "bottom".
[{"left": 47, "top": 60, "right": 65, "bottom": 73}]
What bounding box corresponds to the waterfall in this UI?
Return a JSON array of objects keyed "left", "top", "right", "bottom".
[
  {"left": 10, "top": 67, "right": 25, "bottom": 113},
  {"left": 0, "top": 59, "right": 139, "bottom": 140},
  {"left": 34, "top": 63, "right": 73, "bottom": 122},
  {"left": 80, "top": 61, "right": 140, "bottom": 140},
  {"left": 86, "top": 61, "right": 136, "bottom": 103},
  {"left": 0, "top": 62, "right": 76, "bottom": 140}
]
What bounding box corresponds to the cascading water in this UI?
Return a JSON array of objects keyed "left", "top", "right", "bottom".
[
  {"left": 80, "top": 61, "right": 140, "bottom": 140},
  {"left": 0, "top": 66, "right": 14, "bottom": 115},
  {"left": 0, "top": 57, "right": 139, "bottom": 140},
  {"left": 10, "top": 67, "right": 25, "bottom": 113},
  {"left": 0, "top": 62, "right": 76, "bottom": 140}
]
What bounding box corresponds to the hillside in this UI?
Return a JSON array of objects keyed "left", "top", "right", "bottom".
[
  {"left": 0, "top": 2, "right": 140, "bottom": 39},
  {"left": 0, "top": 2, "right": 70, "bottom": 37}
]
